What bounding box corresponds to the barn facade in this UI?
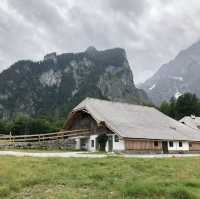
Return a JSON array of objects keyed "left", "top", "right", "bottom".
[{"left": 64, "top": 98, "right": 200, "bottom": 153}]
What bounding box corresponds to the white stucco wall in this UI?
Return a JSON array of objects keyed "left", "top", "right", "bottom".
[
  {"left": 168, "top": 141, "right": 189, "bottom": 151},
  {"left": 74, "top": 136, "right": 89, "bottom": 150},
  {"left": 75, "top": 134, "right": 125, "bottom": 152},
  {"left": 75, "top": 138, "right": 80, "bottom": 150},
  {"left": 105, "top": 134, "right": 125, "bottom": 152},
  {"left": 113, "top": 137, "right": 125, "bottom": 151},
  {"left": 88, "top": 135, "right": 98, "bottom": 152}
]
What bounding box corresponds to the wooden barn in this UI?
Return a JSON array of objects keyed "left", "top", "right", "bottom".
[{"left": 64, "top": 98, "right": 200, "bottom": 153}]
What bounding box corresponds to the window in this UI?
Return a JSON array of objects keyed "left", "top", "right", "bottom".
[
  {"left": 189, "top": 143, "right": 192, "bottom": 147},
  {"left": 114, "top": 135, "right": 119, "bottom": 142},
  {"left": 154, "top": 141, "right": 158, "bottom": 147},
  {"left": 91, "top": 140, "right": 94, "bottom": 147},
  {"left": 179, "top": 141, "right": 183, "bottom": 147},
  {"left": 169, "top": 141, "right": 173, "bottom": 147}
]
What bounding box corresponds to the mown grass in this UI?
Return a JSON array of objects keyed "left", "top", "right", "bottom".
[{"left": 0, "top": 156, "right": 200, "bottom": 198}]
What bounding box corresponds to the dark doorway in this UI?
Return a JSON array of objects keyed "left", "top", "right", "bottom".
[
  {"left": 80, "top": 138, "right": 89, "bottom": 150},
  {"left": 162, "top": 141, "right": 168, "bottom": 154},
  {"left": 97, "top": 134, "right": 108, "bottom": 151},
  {"left": 108, "top": 135, "right": 113, "bottom": 152}
]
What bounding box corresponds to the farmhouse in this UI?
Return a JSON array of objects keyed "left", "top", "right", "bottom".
[
  {"left": 64, "top": 98, "right": 200, "bottom": 153},
  {"left": 180, "top": 115, "right": 200, "bottom": 130}
]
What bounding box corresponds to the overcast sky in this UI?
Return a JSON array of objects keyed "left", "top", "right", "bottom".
[{"left": 0, "top": 0, "right": 200, "bottom": 83}]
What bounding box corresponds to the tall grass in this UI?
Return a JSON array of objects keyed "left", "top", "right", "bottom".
[{"left": 0, "top": 157, "right": 200, "bottom": 198}]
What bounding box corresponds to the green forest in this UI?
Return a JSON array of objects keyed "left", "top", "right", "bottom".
[
  {"left": 0, "top": 116, "right": 64, "bottom": 135},
  {"left": 160, "top": 93, "right": 200, "bottom": 120},
  {"left": 0, "top": 93, "right": 199, "bottom": 135}
]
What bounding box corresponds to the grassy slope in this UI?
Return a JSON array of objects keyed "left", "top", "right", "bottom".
[{"left": 0, "top": 157, "right": 200, "bottom": 199}]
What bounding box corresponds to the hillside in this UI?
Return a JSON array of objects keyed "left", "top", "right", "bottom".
[
  {"left": 140, "top": 40, "right": 200, "bottom": 106},
  {"left": 0, "top": 47, "right": 148, "bottom": 119}
]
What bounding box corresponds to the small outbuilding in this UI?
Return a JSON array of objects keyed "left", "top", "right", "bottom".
[
  {"left": 180, "top": 115, "right": 200, "bottom": 131},
  {"left": 64, "top": 98, "right": 200, "bottom": 153}
]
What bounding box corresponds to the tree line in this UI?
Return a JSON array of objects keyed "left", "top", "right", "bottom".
[
  {"left": 160, "top": 93, "right": 200, "bottom": 120},
  {"left": 0, "top": 115, "right": 64, "bottom": 135}
]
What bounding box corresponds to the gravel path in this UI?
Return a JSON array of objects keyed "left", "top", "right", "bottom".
[
  {"left": 0, "top": 151, "right": 107, "bottom": 158},
  {"left": 0, "top": 151, "right": 200, "bottom": 158}
]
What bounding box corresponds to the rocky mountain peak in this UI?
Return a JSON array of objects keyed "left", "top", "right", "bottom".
[
  {"left": 140, "top": 40, "right": 200, "bottom": 106},
  {"left": 0, "top": 47, "right": 149, "bottom": 119},
  {"left": 44, "top": 52, "right": 57, "bottom": 64}
]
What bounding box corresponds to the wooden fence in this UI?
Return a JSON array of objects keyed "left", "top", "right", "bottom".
[{"left": 0, "top": 129, "right": 91, "bottom": 146}]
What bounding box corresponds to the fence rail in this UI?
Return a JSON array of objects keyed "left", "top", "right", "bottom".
[{"left": 0, "top": 129, "right": 91, "bottom": 145}]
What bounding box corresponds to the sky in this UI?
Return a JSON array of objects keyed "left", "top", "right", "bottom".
[{"left": 0, "top": 0, "right": 200, "bottom": 83}]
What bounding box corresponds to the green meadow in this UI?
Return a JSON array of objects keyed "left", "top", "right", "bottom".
[{"left": 0, "top": 156, "right": 200, "bottom": 199}]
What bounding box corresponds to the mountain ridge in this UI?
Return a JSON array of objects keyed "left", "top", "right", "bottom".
[
  {"left": 0, "top": 47, "right": 149, "bottom": 119},
  {"left": 140, "top": 40, "right": 200, "bottom": 106}
]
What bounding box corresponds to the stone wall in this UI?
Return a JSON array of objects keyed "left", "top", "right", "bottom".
[{"left": 0, "top": 138, "right": 77, "bottom": 150}]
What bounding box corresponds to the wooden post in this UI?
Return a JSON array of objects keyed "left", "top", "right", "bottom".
[
  {"left": 39, "top": 135, "right": 40, "bottom": 143},
  {"left": 9, "top": 132, "right": 12, "bottom": 145},
  {"left": 9, "top": 131, "right": 12, "bottom": 143}
]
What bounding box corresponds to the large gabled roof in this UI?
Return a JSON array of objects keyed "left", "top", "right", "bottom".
[{"left": 66, "top": 97, "right": 200, "bottom": 141}]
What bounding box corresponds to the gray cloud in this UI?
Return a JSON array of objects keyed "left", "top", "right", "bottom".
[
  {"left": 104, "top": 0, "right": 149, "bottom": 18},
  {"left": 0, "top": 0, "right": 200, "bottom": 83}
]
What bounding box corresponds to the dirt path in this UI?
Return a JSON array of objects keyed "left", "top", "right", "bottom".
[
  {"left": 0, "top": 151, "right": 107, "bottom": 158},
  {"left": 0, "top": 151, "right": 200, "bottom": 158}
]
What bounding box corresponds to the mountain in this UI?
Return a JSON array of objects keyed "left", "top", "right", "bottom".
[
  {"left": 140, "top": 40, "right": 200, "bottom": 106},
  {"left": 0, "top": 47, "right": 148, "bottom": 119}
]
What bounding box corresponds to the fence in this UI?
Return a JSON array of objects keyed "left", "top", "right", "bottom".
[{"left": 0, "top": 129, "right": 91, "bottom": 146}]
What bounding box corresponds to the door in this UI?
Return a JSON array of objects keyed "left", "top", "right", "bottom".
[
  {"left": 80, "top": 138, "right": 89, "bottom": 150},
  {"left": 108, "top": 135, "right": 113, "bottom": 152},
  {"left": 162, "top": 141, "right": 168, "bottom": 154}
]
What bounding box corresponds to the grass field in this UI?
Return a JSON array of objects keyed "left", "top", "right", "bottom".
[{"left": 1, "top": 156, "right": 200, "bottom": 199}]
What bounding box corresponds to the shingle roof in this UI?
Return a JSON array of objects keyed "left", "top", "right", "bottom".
[
  {"left": 180, "top": 116, "right": 200, "bottom": 130},
  {"left": 72, "top": 98, "right": 200, "bottom": 141}
]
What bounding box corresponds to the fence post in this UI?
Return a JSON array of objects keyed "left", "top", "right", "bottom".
[
  {"left": 13, "top": 136, "right": 15, "bottom": 146},
  {"left": 9, "top": 132, "right": 12, "bottom": 145}
]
